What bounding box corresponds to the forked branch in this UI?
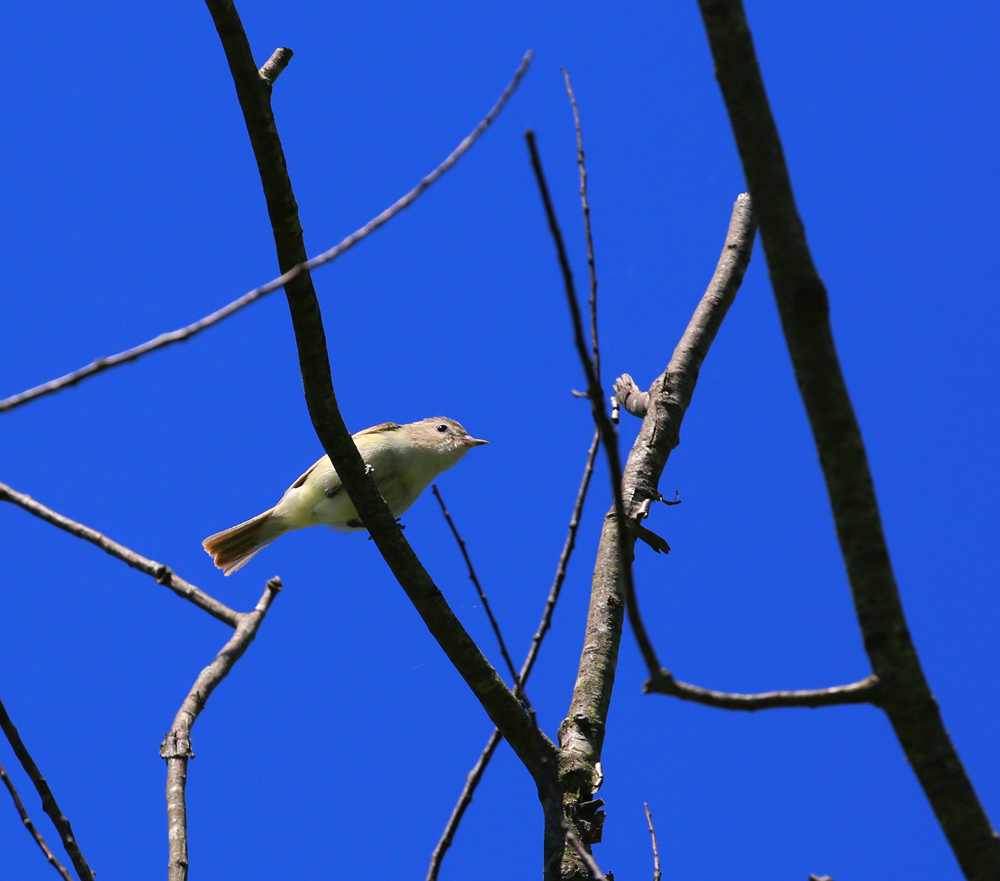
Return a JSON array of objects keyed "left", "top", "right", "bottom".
[{"left": 161, "top": 578, "right": 282, "bottom": 881}]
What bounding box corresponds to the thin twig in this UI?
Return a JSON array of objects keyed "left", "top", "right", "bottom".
[
  {"left": 0, "top": 480, "right": 240, "bottom": 627},
  {"left": 427, "top": 429, "right": 601, "bottom": 881},
  {"left": 646, "top": 672, "right": 883, "bottom": 710},
  {"left": 258, "top": 46, "right": 292, "bottom": 86},
  {"left": 561, "top": 68, "right": 600, "bottom": 382},
  {"left": 431, "top": 485, "right": 520, "bottom": 687},
  {"left": 0, "top": 697, "right": 94, "bottom": 881},
  {"left": 644, "top": 803, "right": 662, "bottom": 881},
  {"left": 0, "top": 51, "right": 534, "bottom": 417},
  {"left": 526, "top": 127, "right": 656, "bottom": 672},
  {"left": 160, "top": 577, "right": 282, "bottom": 881},
  {"left": 698, "top": 3, "right": 1000, "bottom": 877},
  {"left": 0, "top": 759, "right": 73, "bottom": 881},
  {"left": 429, "top": 475, "right": 607, "bottom": 879}
]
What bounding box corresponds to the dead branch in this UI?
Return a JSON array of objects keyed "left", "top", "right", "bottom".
[
  {"left": 160, "top": 577, "right": 282, "bottom": 881},
  {"left": 646, "top": 671, "right": 883, "bottom": 710}
]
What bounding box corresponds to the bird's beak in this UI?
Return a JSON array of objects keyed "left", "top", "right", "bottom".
[{"left": 464, "top": 437, "right": 489, "bottom": 447}]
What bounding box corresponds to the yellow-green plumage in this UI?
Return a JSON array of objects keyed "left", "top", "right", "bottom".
[{"left": 202, "top": 417, "right": 487, "bottom": 575}]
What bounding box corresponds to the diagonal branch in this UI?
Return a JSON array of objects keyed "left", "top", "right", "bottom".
[
  {"left": 427, "top": 429, "right": 600, "bottom": 881},
  {"left": 0, "top": 759, "right": 73, "bottom": 881},
  {"left": 160, "top": 577, "right": 282, "bottom": 881},
  {"left": 0, "top": 49, "right": 532, "bottom": 417},
  {"left": 696, "top": 3, "right": 1000, "bottom": 878},
  {"left": 431, "top": 485, "right": 520, "bottom": 688},
  {"left": 0, "top": 698, "right": 94, "bottom": 881},
  {"left": 204, "top": 0, "right": 554, "bottom": 783},
  {"left": 0, "top": 480, "right": 240, "bottom": 627},
  {"left": 645, "top": 671, "right": 883, "bottom": 710}
]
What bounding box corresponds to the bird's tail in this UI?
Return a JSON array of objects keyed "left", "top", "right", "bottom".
[{"left": 202, "top": 508, "right": 284, "bottom": 576}]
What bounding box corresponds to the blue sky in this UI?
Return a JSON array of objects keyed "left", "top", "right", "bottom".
[{"left": 2, "top": 2, "right": 998, "bottom": 879}]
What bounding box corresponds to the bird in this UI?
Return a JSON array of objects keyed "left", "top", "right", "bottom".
[{"left": 202, "top": 417, "right": 487, "bottom": 575}]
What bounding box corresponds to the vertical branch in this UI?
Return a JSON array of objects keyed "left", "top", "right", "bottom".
[
  {"left": 160, "top": 578, "right": 282, "bottom": 881},
  {"left": 696, "top": 3, "right": 1000, "bottom": 878},
  {"left": 561, "top": 69, "right": 600, "bottom": 381},
  {"left": 644, "top": 803, "right": 662, "bottom": 881}
]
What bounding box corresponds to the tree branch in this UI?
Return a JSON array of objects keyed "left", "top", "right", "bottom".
[
  {"left": 644, "top": 802, "right": 662, "bottom": 881},
  {"left": 646, "top": 671, "right": 883, "bottom": 710},
  {"left": 160, "top": 578, "right": 282, "bottom": 881},
  {"left": 432, "top": 485, "right": 520, "bottom": 687},
  {"left": 0, "top": 698, "right": 94, "bottom": 881},
  {"left": 0, "top": 759, "right": 73, "bottom": 881},
  {"left": 561, "top": 69, "right": 600, "bottom": 382},
  {"left": 426, "top": 430, "right": 600, "bottom": 881},
  {"left": 258, "top": 46, "right": 292, "bottom": 86},
  {"left": 697, "top": 3, "right": 1000, "bottom": 877},
  {"left": 204, "top": 0, "right": 552, "bottom": 784},
  {"left": 0, "top": 49, "right": 532, "bottom": 417},
  {"left": 0, "top": 480, "right": 240, "bottom": 627},
  {"left": 611, "top": 193, "right": 756, "bottom": 678}
]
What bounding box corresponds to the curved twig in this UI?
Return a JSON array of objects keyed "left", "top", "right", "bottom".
[{"left": 645, "top": 671, "right": 883, "bottom": 711}]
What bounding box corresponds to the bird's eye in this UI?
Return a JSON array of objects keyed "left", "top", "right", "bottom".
[{"left": 437, "top": 424, "right": 448, "bottom": 433}]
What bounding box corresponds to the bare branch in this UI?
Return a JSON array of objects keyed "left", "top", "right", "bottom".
[
  {"left": 646, "top": 671, "right": 883, "bottom": 711},
  {"left": 0, "top": 697, "right": 94, "bottom": 881},
  {"left": 258, "top": 46, "right": 292, "bottom": 86},
  {"left": 432, "top": 485, "right": 520, "bottom": 688},
  {"left": 0, "top": 760, "right": 73, "bottom": 881},
  {"left": 697, "top": 3, "right": 1000, "bottom": 876},
  {"left": 0, "top": 51, "right": 533, "bottom": 417},
  {"left": 426, "top": 729, "right": 503, "bottom": 881},
  {"left": 160, "top": 577, "right": 282, "bottom": 881},
  {"left": 427, "top": 429, "right": 601, "bottom": 881},
  {"left": 561, "top": 68, "right": 600, "bottom": 382},
  {"left": 615, "top": 194, "right": 757, "bottom": 680},
  {"left": 430, "top": 480, "right": 606, "bottom": 879},
  {"left": 644, "top": 803, "right": 662, "bottom": 881},
  {"left": 0, "top": 480, "right": 240, "bottom": 627}
]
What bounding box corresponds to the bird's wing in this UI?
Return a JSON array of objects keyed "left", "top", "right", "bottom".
[
  {"left": 354, "top": 422, "right": 403, "bottom": 437},
  {"left": 280, "top": 460, "right": 324, "bottom": 501}
]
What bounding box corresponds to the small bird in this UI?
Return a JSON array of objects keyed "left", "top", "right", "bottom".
[{"left": 202, "top": 417, "right": 487, "bottom": 575}]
